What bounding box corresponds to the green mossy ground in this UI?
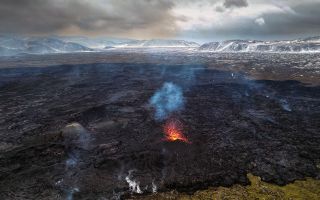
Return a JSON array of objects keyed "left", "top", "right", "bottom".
[{"left": 133, "top": 174, "right": 320, "bottom": 200}]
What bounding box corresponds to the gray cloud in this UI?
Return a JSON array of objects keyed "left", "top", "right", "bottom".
[
  {"left": 0, "top": 0, "right": 177, "bottom": 38},
  {"left": 0, "top": 0, "right": 320, "bottom": 41},
  {"left": 181, "top": 1, "right": 320, "bottom": 41},
  {"left": 215, "top": 6, "right": 225, "bottom": 12},
  {"left": 257, "top": 2, "right": 320, "bottom": 38},
  {"left": 223, "top": 0, "right": 248, "bottom": 8}
]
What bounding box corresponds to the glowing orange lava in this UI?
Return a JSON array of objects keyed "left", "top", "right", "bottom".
[{"left": 164, "top": 119, "right": 190, "bottom": 143}]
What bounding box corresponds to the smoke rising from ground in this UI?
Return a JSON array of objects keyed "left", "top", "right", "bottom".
[
  {"left": 125, "top": 170, "right": 142, "bottom": 194},
  {"left": 150, "top": 82, "right": 184, "bottom": 121}
]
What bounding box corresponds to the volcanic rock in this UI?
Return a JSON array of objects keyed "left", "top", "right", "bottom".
[{"left": 0, "top": 51, "right": 319, "bottom": 199}]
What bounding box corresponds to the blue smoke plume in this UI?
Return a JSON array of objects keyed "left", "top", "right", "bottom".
[
  {"left": 150, "top": 82, "right": 184, "bottom": 121},
  {"left": 279, "top": 99, "right": 292, "bottom": 112}
]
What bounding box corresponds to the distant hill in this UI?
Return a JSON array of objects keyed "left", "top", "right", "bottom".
[
  {"left": 0, "top": 36, "right": 200, "bottom": 56},
  {"left": 0, "top": 36, "right": 92, "bottom": 56},
  {"left": 112, "top": 39, "right": 200, "bottom": 48},
  {"left": 1, "top": 35, "right": 320, "bottom": 56},
  {"left": 58, "top": 36, "right": 135, "bottom": 49},
  {"left": 199, "top": 37, "right": 320, "bottom": 53}
]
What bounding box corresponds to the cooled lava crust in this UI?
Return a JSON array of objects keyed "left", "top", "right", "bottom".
[{"left": 0, "top": 53, "right": 319, "bottom": 199}]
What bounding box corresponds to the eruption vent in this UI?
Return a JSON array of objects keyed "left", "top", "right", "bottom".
[{"left": 164, "top": 119, "right": 189, "bottom": 143}]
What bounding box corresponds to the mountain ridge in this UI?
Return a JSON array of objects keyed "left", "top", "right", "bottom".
[
  {"left": 1, "top": 35, "right": 320, "bottom": 56},
  {"left": 199, "top": 37, "right": 320, "bottom": 53},
  {"left": 0, "top": 36, "right": 92, "bottom": 56}
]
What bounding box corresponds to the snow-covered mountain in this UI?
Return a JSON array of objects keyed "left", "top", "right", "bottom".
[
  {"left": 199, "top": 37, "right": 320, "bottom": 53},
  {"left": 58, "top": 37, "right": 199, "bottom": 48},
  {"left": 301, "top": 36, "right": 320, "bottom": 42},
  {"left": 1, "top": 35, "right": 320, "bottom": 56},
  {"left": 58, "top": 36, "right": 135, "bottom": 49},
  {"left": 0, "top": 36, "right": 200, "bottom": 56},
  {"left": 0, "top": 36, "right": 92, "bottom": 56},
  {"left": 113, "top": 39, "right": 200, "bottom": 48}
]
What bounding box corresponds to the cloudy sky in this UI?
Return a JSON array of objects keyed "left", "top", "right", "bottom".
[{"left": 1, "top": 0, "right": 320, "bottom": 42}]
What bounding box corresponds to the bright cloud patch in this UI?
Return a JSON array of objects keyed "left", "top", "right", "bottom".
[{"left": 255, "top": 17, "right": 265, "bottom": 26}]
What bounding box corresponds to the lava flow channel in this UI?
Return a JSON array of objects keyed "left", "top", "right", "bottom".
[{"left": 163, "top": 119, "right": 190, "bottom": 143}]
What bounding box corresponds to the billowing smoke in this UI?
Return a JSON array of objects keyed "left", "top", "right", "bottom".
[
  {"left": 65, "top": 153, "right": 78, "bottom": 168},
  {"left": 152, "top": 181, "right": 157, "bottom": 193},
  {"left": 150, "top": 82, "right": 184, "bottom": 121},
  {"left": 125, "top": 170, "right": 142, "bottom": 194},
  {"left": 66, "top": 187, "right": 79, "bottom": 200}
]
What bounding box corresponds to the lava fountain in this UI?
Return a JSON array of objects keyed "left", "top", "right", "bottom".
[{"left": 163, "top": 118, "right": 190, "bottom": 143}]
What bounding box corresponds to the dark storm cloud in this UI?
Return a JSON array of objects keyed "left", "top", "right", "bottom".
[
  {"left": 0, "top": 0, "right": 176, "bottom": 37},
  {"left": 0, "top": 0, "right": 320, "bottom": 40},
  {"left": 223, "top": 0, "right": 248, "bottom": 8},
  {"left": 0, "top": 0, "right": 71, "bottom": 33}
]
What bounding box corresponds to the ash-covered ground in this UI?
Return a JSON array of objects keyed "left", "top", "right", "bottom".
[{"left": 0, "top": 51, "right": 319, "bottom": 199}]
